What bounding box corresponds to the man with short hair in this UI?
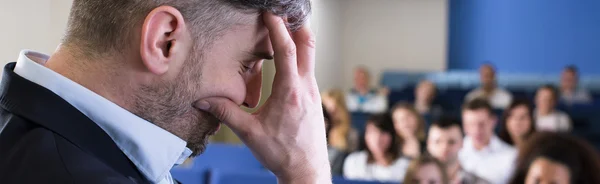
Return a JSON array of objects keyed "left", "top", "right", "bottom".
[
  {"left": 459, "top": 99, "right": 517, "bottom": 184},
  {"left": 0, "top": 0, "right": 331, "bottom": 183},
  {"left": 560, "top": 65, "right": 592, "bottom": 105},
  {"left": 427, "top": 117, "right": 490, "bottom": 184},
  {"left": 465, "top": 64, "right": 512, "bottom": 109},
  {"left": 346, "top": 66, "right": 389, "bottom": 113}
]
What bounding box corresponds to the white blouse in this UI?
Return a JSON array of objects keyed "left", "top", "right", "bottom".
[{"left": 343, "top": 151, "right": 411, "bottom": 182}]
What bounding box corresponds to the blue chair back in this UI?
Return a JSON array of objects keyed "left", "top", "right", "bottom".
[{"left": 209, "top": 169, "right": 276, "bottom": 184}]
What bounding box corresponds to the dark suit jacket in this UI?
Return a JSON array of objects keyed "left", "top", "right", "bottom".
[{"left": 0, "top": 62, "right": 150, "bottom": 184}]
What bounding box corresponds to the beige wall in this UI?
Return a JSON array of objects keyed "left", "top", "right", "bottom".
[
  {"left": 312, "top": 0, "right": 344, "bottom": 90},
  {"left": 340, "top": 0, "right": 448, "bottom": 89},
  {"left": 0, "top": 0, "right": 72, "bottom": 65}
]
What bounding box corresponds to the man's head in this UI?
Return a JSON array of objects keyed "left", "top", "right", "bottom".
[
  {"left": 427, "top": 117, "right": 464, "bottom": 165},
  {"left": 535, "top": 85, "right": 559, "bottom": 114},
  {"left": 479, "top": 64, "right": 497, "bottom": 91},
  {"left": 560, "top": 65, "right": 579, "bottom": 92},
  {"left": 353, "top": 66, "right": 370, "bottom": 91},
  {"left": 462, "top": 98, "right": 496, "bottom": 150},
  {"left": 61, "top": 0, "right": 310, "bottom": 156},
  {"left": 415, "top": 80, "right": 437, "bottom": 104}
]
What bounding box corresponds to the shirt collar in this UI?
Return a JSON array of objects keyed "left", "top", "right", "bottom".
[
  {"left": 14, "top": 50, "right": 192, "bottom": 183},
  {"left": 464, "top": 135, "right": 506, "bottom": 153}
]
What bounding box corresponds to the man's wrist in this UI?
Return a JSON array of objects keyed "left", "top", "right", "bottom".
[{"left": 276, "top": 161, "right": 331, "bottom": 184}]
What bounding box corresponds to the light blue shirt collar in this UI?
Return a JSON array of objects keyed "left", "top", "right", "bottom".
[{"left": 14, "top": 50, "right": 192, "bottom": 183}]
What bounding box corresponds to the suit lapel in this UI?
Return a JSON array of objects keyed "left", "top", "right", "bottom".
[{"left": 0, "top": 62, "right": 148, "bottom": 183}]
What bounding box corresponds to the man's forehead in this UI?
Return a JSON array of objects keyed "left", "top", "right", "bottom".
[{"left": 430, "top": 126, "right": 462, "bottom": 137}]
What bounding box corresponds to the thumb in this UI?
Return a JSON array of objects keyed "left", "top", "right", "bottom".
[{"left": 194, "top": 97, "right": 255, "bottom": 132}]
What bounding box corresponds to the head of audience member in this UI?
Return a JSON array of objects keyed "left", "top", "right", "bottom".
[
  {"left": 427, "top": 116, "right": 463, "bottom": 168},
  {"left": 403, "top": 155, "right": 450, "bottom": 184},
  {"left": 322, "top": 89, "right": 352, "bottom": 151},
  {"left": 391, "top": 102, "right": 426, "bottom": 143},
  {"left": 499, "top": 99, "right": 535, "bottom": 147},
  {"left": 353, "top": 66, "right": 371, "bottom": 94},
  {"left": 560, "top": 65, "right": 579, "bottom": 94},
  {"left": 535, "top": 85, "right": 559, "bottom": 116},
  {"left": 415, "top": 80, "right": 437, "bottom": 110},
  {"left": 509, "top": 132, "right": 600, "bottom": 184},
  {"left": 365, "top": 113, "right": 400, "bottom": 166},
  {"left": 462, "top": 99, "right": 497, "bottom": 150},
  {"left": 479, "top": 64, "right": 497, "bottom": 92}
]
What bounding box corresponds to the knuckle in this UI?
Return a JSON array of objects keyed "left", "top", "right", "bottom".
[
  {"left": 300, "top": 33, "right": 316, "bottom": 49},
  {"left": 281, "top": 44, "right": 297, "bottom": 58},
  {"left": 213, "top": 104, "right": 231, "bottom": 121}
]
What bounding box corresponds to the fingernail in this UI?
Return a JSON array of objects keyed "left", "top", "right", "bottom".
[{"left": 195, "top": 100, "right": 210, "bottom": 110}]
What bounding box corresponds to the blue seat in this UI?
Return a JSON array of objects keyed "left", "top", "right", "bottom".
[
  {"left": 171, "top": 143, "right": 263, "bottom": 184},
  {"left": 209, "top": 169, "right": 276, "bottom": 184}
]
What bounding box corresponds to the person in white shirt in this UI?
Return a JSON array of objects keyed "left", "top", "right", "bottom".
[
  {"left": 465, "top": 64, "right": 513, "bottom": 109},
  {"left": 427, "top": 117, "right": 490, "bottom": 184},
  {"left": 344, "top": 113, "right": 411, "bottom": 182},
  {"left": 459, "top": 99, "right": 518, "bottom": 184},
  {"left": 535, "top": 85, "right": 572, "bottom": 132},
  {"left": 560, "top": 65, "right": 593, "bottom": 105},
  {"left": 346, "top": 66, "right": 389, "bottom": 113}
]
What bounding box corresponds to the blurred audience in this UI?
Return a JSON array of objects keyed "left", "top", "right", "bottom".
[
  {"left": 498, "top": 99, "right": 536, "bottom": 147},
  {"left": 343, "top": 113, "right": 411, "bottom": 182},
  {"left": 509, "top": 132, "right": 600, "bottom": 184},
  {"left": 459, "top": 99, "right": 517, "bottom": 184},
  {"left": 322, "top": 89, "right": 359, "bottom": 152},
  {"left": 427, "top": 117, "right": 490, "bottom": 184},
  {"left": 323, "top": 104, "right": 346, "bottom": 176},
  {"left": 391, "top": 103, "right": 426, "bottom": 158},
  {"left": 465, "top": 64, "right": 513, "bottom": 109},
  {"left": 346, "top": 66, "right": 389, "bottom": 113},
  {"left": 560, "top": 65, "right": 592, "bottom": 105},
  {"left": 534, "top": 85, "right": 572, "bottom": 132},
  {"left": 403, "top": 155, "right": 449, "bottom": 184},
  {"left": 414, "top": 80, "right": 444, "bottom": 118}
]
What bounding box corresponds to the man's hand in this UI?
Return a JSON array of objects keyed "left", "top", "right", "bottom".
[{"left": 195, "top": 12, "right": 331, "bottom": 183}]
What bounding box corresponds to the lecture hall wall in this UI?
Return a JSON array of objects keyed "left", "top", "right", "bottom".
[{"left": 448, "top": 0, "right": 600, "bottom": 75}]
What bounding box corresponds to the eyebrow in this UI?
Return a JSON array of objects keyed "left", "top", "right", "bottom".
[{"left": 252, "top": 51, "right": 274, "bottom": 60}]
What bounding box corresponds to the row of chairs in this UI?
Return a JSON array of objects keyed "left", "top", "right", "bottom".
[{"left": 170, "top": 144, "right": 395, "bottom": 184}]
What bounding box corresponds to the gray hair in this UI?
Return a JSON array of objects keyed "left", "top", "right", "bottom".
[{"left": 63, "top": 0, "right": 311, "bottom": 57}]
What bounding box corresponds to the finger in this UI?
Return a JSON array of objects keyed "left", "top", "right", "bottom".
[
  {"left": 263, "top": 12, "right": 298, "bottom": 79},
  {"left": 194, "top": 98, "right": 255, "bottom": 133},
  {"left": 293, "top": 23, "right": 316, "bottom": 77}
]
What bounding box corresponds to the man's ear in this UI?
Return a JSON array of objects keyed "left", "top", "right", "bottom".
[{"left": 140, "top": 6, "right": 188, "bottom": 75}]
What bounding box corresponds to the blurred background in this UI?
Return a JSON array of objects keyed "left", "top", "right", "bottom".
[{"left": 2, "top": 0, "right": 600, "bottom": 184}]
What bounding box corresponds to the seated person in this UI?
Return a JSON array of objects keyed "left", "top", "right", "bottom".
[
  {"left": 459, "top": 99, "right": 517, "bottom": 184},
  {"left": 414, "top": 80, "right": 444, "bottom": 118},
  {"left": 508, "top": 132, "right": 600, "bottom": 184},
  {"left": 322, "top": 89, "right": 359, "bottom": 152},
  {"left": 534, "top": 85, "right": 572, "bottom": 132},
  {"left": 391, "top": 103, "right": 426, "bottom": 158},
  {"left": 465, "top": 64, "right": 512, "bottom": 109},
  {"left": 343, "top": 113, "right": 411, "bottom": 182},
  {"left": 498, "top": 99, "right": 536, "bottom": 148},
  {"left": 427, "top": 117, "right": 490, "bottom": 184},
  {"left": 346, "top": 66, "right": 388, "bottom": 113},
  {"left": 403, "top": 155, "right": 449, "bottom": 184},
  {"left": 560, "top": 65, "right": 592, "bottom": 105}
]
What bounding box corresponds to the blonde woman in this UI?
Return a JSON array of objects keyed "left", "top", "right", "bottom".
[
  {"left": 322, "top": 89, "right": 358, "bottom": 152},
  {"left": 391, "top": 102, "right": 426, "bottom": 158}
]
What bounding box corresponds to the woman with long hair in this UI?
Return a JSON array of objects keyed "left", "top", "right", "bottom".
[
  {"left": 322, "top": 89, "right": 358, "bottom": 152},
  {"left": 403, "top": 155, "right": 449, "bottom": 184},
  {"left": 343, "top": 113, "right": 411, "bottom": 182},
  {"left": 391, "top": 102, "right": 426, "bottom": 158},
  {"left": 509, "top": 132, "right": 600, "bottom": 184},
  {"left": 498, "top": 99, "right": 536, "bottom": 147}
]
